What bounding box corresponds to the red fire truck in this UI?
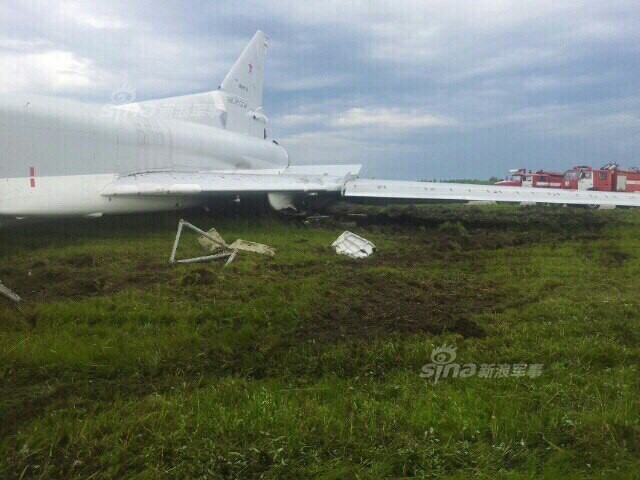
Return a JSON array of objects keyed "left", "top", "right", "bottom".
[
  {"left": 495, "top": 168, "right": 564, "bottom": 188},
  {"left": 561, "top": 163, "right": 640, "bottom": 192}
]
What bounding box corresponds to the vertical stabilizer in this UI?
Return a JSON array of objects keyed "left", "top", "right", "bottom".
[{"left": 220, "top": 30, "right": 269, "bottom": 111}]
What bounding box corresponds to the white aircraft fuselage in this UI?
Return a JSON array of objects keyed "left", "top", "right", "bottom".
[{"left": 0, "top": 94, "right": 289, "bottom": 217}]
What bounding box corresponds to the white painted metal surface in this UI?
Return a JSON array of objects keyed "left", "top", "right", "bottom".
[
  {"left": 283, "top": 165, "right": 361, "bottom": 177},
  {"left": 344, "top": 179, "right": 640, "bottom": 207},
  {"left": 100, "top": 171, "right": 348, "bottom": 197},
  {"left": 332, "top": 231, "right": 376, "bottom": 258},
  {"left": 170, "top": 220, "right": 234, "bottom": 264},
  {"left": 228, "top": 239, "right": 275, "bottom": 256},
  {"left": 198, "top": 228, "right": 275, "bottom": 256},
  {"left": 0, "top": 174, "right": 201, "bottom": 216},
  {"left": 0, "top": 282, "right": 21, "bottom": 303}
]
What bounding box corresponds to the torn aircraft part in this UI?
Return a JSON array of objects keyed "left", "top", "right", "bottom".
[
  {"left": 332, "top": 231, "right": 376, "bottom": 258},
  {"left": 171, "top": 220, "right": 275, "bottom": 265},
  {"left": 197, "top": 227, "right": 229, "bottom": 252},
  {"left": 228, "top": 239, "right": 275, "bottom": 256},
  {"left": 268, "top": 193, "right": 297, "bottom": 211},
  {"left": 0, "top": 281, "right": 22, "bottom": 303},
  {"left": 198, "top": 229, "right": 275, "bottom": 256},
  {"left": 170, "top": 220, "right": 234, "bottom": 265}
]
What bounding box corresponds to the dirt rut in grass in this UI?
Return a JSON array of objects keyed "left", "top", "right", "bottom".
[{"left": 299, "top": 270, "right": 499, "bottom": 341}]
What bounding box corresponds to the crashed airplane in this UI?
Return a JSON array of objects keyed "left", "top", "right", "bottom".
[{"left": 1, "top": 30, "right": 639, "bottom": 219}]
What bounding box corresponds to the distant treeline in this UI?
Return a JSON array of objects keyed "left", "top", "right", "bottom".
[{"left": 421, "top": 177, "right": 502, "bottom": 185}]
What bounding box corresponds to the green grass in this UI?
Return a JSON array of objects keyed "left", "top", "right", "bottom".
[{"left": 0, "top": 205, "right": 639, "bottom": 479}]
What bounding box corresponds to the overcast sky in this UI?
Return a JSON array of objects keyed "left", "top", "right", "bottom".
[{"left": 1, "top": 1, "right": 639, "bottom": 179}]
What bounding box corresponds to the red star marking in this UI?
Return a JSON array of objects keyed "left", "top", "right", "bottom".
[{"left": 248, "top": 63, "right": 253, "bottom": 74}]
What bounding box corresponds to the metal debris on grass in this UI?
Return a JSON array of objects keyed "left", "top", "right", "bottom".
[
  {"left": 0, "top": 281, "right": 21, "bottom": 303},
  {"left": 227, "top": 239, "right": 275, "bottom": 256},
  {"left": 332, "top": 231, "right": 376, "bottom": 258},
  {"left": 198, "top": 229, "right": 275, "bottom": 257},
  {"left": 170, "top": 219, "right": 274, "bottom": 266}
]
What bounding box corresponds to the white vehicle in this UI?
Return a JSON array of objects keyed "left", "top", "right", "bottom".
[{"left": 1, "top": 31, "right": 639, "bottom": 219}]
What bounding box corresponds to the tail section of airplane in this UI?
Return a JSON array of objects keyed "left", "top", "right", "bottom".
[
  {"left": 215, "top": 30, "right": 270, "bottom": 138},
  {"left": 220, "top": 30, "right": 269, "bottom": 111},
  {"left": 117, "top": 31, "right": 270, "bottom": 139}
]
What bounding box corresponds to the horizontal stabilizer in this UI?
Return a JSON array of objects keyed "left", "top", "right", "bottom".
[{"left": 113, "top": 31, "right": 270, "bottom": 137}]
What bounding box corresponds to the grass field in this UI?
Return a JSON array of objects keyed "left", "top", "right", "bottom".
[{"left": 0, "top": 204, "right": 639, "bottom": 479}]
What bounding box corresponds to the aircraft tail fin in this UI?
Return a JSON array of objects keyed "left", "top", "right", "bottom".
[
  {"left": 116, "top": 31, "right": 270, "bottom": 138},
  {"left": 220, "top": 30, "right": 269, "bottom": 110}
]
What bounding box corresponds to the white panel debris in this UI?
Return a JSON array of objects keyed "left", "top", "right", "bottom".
[
  {"left": 0, "top": 281, "right": 21, "bottom": 303},
  {"left": 170, "top": 219, "right": 275, "bottom": 266},
  {"left": 199, "top": 229, "right": 275, "bottom": 256},
  {"left": 197, "top": 227, "right": 230, "bottom": 253},
  {"left": 228, "top": 239, "right": 275, "bottom": 256},
  {"left": 332, "top": 231, "right": 375, "bottom": 258}
]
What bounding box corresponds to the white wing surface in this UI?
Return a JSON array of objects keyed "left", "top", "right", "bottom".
[
  {"left": 343, "top": 179, "right": 640, "bottom": 207},
  {"left": 101, "top": 165, "right": 361, "bottom": 197},
  {"left": 102, "top": 167, "right": 640, "bottom": 207}
]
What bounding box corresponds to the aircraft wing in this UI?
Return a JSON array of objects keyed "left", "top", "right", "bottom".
[
  {"left": 101, "top": 169, "right": 640, "bottom": 207},
  {"left": 344, "top": 179, "right": 640, "bottom": 207},
  {"left": 101, "top": 166, "right": 358, "bottom": 197}
]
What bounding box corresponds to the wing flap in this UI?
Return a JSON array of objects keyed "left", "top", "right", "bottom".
[{"left": 101, "top": 171, "right": 346, "bottom": 197}]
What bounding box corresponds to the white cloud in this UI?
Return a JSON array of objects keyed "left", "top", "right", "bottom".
[
  {"left": 553, "top": 113, "right": 640, "bottom": 137},
  {"left": 0, "top": 2, "right": 234, "bottom": 102},
  {"left": 279, "top": 129, "right": 400, "bottom": 167},
  {"left": 261, "top": 0, "right": 639, "bottom": 88},
  {"left": 276, "top": 106, "right": 455, "bottom": 132},
  {"left": 277, "top": 113, "right": 330, "bottom": 128},
  {"left": 521, "top": 74, "right": 597, "bottom": 91},
  {"left": 0, "top": 49, "right": 104, "bottom": 94},
  {"left": 60, "top": 1, "right": 128, "bottom": 30},
  {"left": 332, "top": 107, "right": 456, "bottom": 130},
  {"left": 0, "top": 38, "right": 52, "bottom": 51},
  {"left": 496, "top": 98, "right": 640, "bottom": 137},
  {"left": 271, "top": 73, "right": 348, "bottom": 91}
]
